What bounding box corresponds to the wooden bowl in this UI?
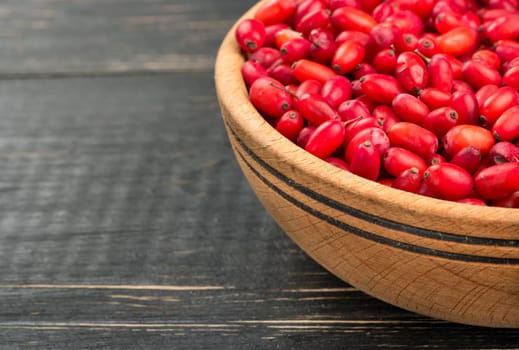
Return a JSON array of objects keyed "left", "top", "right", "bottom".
[{"left": 214, "top": 2, "right": 519, "bottom": 328}]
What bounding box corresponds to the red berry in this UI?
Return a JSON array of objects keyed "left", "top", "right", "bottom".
[
  {"left": 321, "top": 75, "right": 353, "bottom": 109},
  {"left": 383, "top": 147, "right": 428, "bottom": 177},
  {"left": 349, "top": 140, "right": 381, "bottom": 181},
  {"left": 424, "top": 163, "right": 474, "bottom": 201},
  {"left": 235, "top": 19, "right": 266, "bottom": 52},
  {"left": 443, "top": 124, "right": 495, "bottom": 157},
  {"left": 493, "top": 105, "right": 519, "bottom": 142},
  {"left": 392, "top": 167, "right": 422, "bottom": 193},
  {"left": 305, "top": 119, "right": 346, "bottom": 159},
  {"left": 276, "top": 110, "right": 304, "bottom": 142},
  {"left": 249, "top": 77, "right": 293, "bottom": 117},
  {"left": 475, "top": 162, "right": 519, "bottom": 200},
  {"left": 332, "top": 39, "right": 366, "bottom": 74},
  {"left": 255, "top": 0, "right": 297, "bottom": 26},
  {"left": 360, "top": 74, "right": 404, "bottom": 104},
  {"left": 387, "top": 122, "right": 439, "bottom": 160}
]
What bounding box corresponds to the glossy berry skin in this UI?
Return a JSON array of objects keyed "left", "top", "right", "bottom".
[
  {"left": 475, "top": 162, "right": 519, "bottom": 200},
  {"left": 394, "top": 32, "right": 418, "bottom": 52},
  {"left": 295, "top": 8, "right": 331, "bottom": 36},
  {"left": 443, "top": 124, "right": 495, "bottom": 156},
  {"left": 372, "top": 105, "right": 400, "bottom": 133},
  {"left": 451, "top": 80, "right": 475, "bottom": 94},
  {"left": 280, "top": 38, "right": 312, "bottom": 63},
  {"left": 276, "top": 110, "right": 304, "bottom": 142},
  {"left": 249, "top": 77, "right": 293, "bottom": 117},
  {"left": 423, "top": 163, "right": 474, "bottom": 201},
  {"left": 349, "top": 141, "right": 381, "bottom": 181},
  {"left": 416, "top": 36, "right": 438, "bottom": 57},
  {"left": 298, "top": 93, "right": 339, "bottom": 125},
  {"left": 337, "top": 99, "right": 370, "bottom": 122},
  {"left": 352, "top": 62, "right": 377, "bottom": 79},
  {"left": 436, "top": 26, "right": 478, "bottom": 57},
  {"left": 296, "top": 125, "right": 317, "bottom": 148},
  {"left": 503, "top": 66, "right": 519, "bottom": 91},
  {"left": 392, "top": 167, "right": 422, "bottom": 193},
  {"left": 345, "top": 127, "right": 390, "bottom": 163},
  {"left": 479, "top": 86, "right": 518, "bottom": 127},
  {"left": 471, "top": 49, "right": 501, "bottom": 70},
  {"left": 422, "top": 107, "right": 458, "bottom": 137},
  {"left": 267, "top": 62, "right": 298, "bottom": 85},
  {"left": 343, "top": 117, "right": 380, "bottom": 147},
  {"left": 492, "top": 105, "right": 519, "bottom": 142},
  {"left": 488, "top": 141, "right": 519, "bottom": 165},
  {"left": 494, "top": 39, "right": 519, "bottom": 63},
  {"left": 475, "top": 84, "right": 499, "bottom": 108},
  {"left": 418, "top": 88, "right": 451, "bottom": 110},
  {"left": 483, "top": 14, "right": 519, "bottom": 42},
  {"left": 332, "top": 39, "right": 365, "bottom": 74},
  {"left": 394, "top": 52, "right": 428, "bottom": 93},
  {"left": 382, "top": 147, "right": 428, "bottom": 177},
  {"left": 305, "top": 119, "right": 345, "bottom": 159},
  {"left": 293, "top": 0, "right": 325, "bottom": 25},
  {"left": 391, "top": 93, "right": 429, "bottom": 125},
  {"left": 372, "top": 48, "right": 397, "bottom": 74},
  {"left": 241, "top": 60, "right": 267, "bottom": 86},
  {"left": 249, "top": 47, "right": 283, "bottom": 69},
  {"left": 449, "top": 146, "right": 482, "bottom": 174},
  {"left": 461, "top": 60, "right": 501, "bottom": 90},
  {"left": 449, "top": 90, "right": 479, "bottom": 125},
  {"left": 274, "top": 28, "right": 303, "bottom": 48},
  {"left": 235, "top": 19, "right": 266, "bottom": 53},
  {"left": 263, "top": 23, "right": 289, "bottom": 47},
  {"left": 491, "top": 191, "right": 519, "bottom": 208},
  {"left": 320, "top": 75, "right": 352, "bottom": 109},
  {"left": 427, "top": 54, "right": 453, "bottom": 93},
  {"left": 292, "top": 59, "right": 336, "bottom": 83},
  {"left": 254, "top": 0, "right": 297, "bottom": 25},
  {"left": 360, "top": 74, "right": 404, "bottom": 104},
  {"left": 308, "top": 28, "right": 337, "bottom": 64},
  {"left": 387, "top": 122, "right": 438, "bottom": 160},
  {"left": 331, "top": 6, "right": 377, "bottom": 33},
  {"left": 370, "top": 22, "right": 400, "bottom": 49},
  {"left": 327, "top": 0, "right": 361, "bottom": 11}
]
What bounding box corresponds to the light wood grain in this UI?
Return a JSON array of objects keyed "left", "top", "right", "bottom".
[{"left": 215, "top": 0, "right": 519, "bottom": 328}]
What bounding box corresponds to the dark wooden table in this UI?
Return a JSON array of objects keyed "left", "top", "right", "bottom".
[{"left": 0, "top": 1, "right": 518, "bottom": 348}]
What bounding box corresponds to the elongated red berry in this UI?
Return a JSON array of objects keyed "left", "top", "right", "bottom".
[
  {"left": 349, "top": 140, "right": 381, "bottom": 181},
  {"left": 249, "top": 77, "right": 293, "bottom": 117},
  {"left": 305, "top": 119, "right": 345, "bottom": 159},
  {"left": 424, "top": 163, "right": 474, "bottom": 201},
  {"left": 235, "top": 19, "right": 266, "bottom": 52},
  {"left": 475, "top": 162, "right": 519, "bottom": 200}
]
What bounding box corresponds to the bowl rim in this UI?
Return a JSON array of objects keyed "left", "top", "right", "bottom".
[{"left": 214, "top": 1, "right": 519, "bottom": 240}]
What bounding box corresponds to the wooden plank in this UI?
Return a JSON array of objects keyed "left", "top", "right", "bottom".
[
  {"left": 0, "top": 0, "right": 257, "bottom": 76},
  {"left": 0, "top": 286, "right": 518, "bottom": 348}
]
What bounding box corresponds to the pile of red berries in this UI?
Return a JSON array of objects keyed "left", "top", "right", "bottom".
[{"left": 235, "top": 0, "right": 519, "bottom": 207}]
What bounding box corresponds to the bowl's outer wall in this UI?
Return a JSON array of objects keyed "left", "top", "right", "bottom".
[{"left": 215, "top": 1, "right": 519, "bottom": 328}]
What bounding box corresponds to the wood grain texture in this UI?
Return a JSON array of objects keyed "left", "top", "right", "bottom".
[
  {"left": 0, "top": 0, "right": 256, "bottom": 76},
  {"left": 0, "top": 0, "right": 517, "bottom": 348},
  {"left": 215, "top": 0, "right": 519, "bottom": 329}
]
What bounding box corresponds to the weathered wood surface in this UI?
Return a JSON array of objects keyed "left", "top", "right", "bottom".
[{"left": 0, "top": 0, "right": 516, "bottom": 348}]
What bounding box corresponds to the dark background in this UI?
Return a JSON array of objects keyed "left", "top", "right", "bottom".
[{"left": 0, "top": 0, "right": 518, "bottom": 348}]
